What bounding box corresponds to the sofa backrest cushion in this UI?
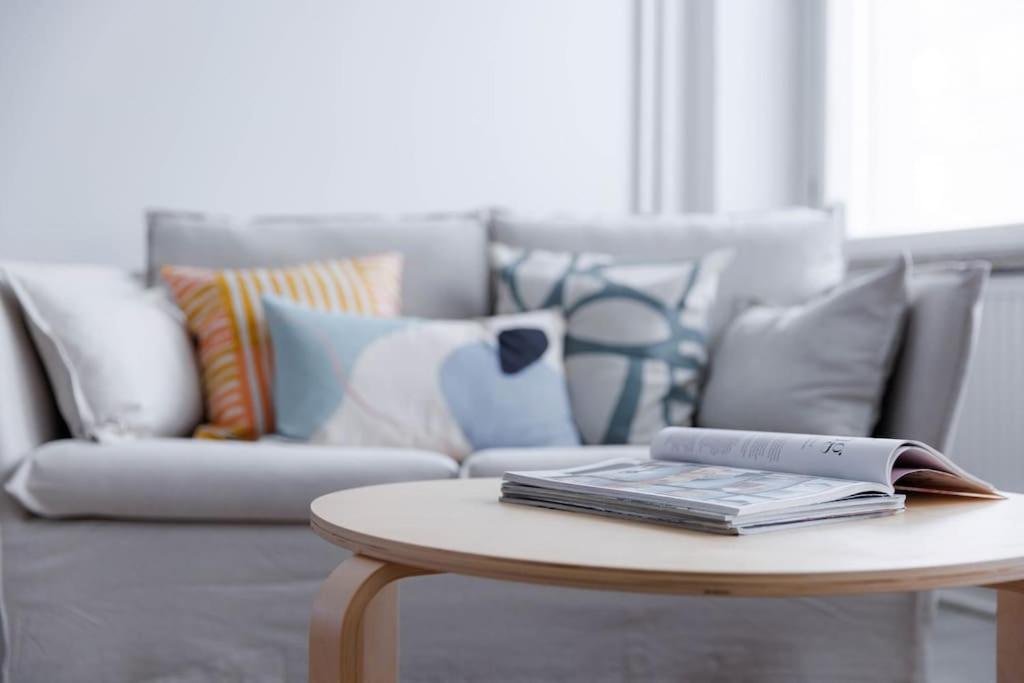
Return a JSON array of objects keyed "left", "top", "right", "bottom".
[
  {"left": 490, "top": 207, "right": 845, "bottom": 343},
  {"left": 147, "top": 211, "right": 490, "bottom": 319},
  {"left": 873, "top": 261, "right": 990, "bottom": 453}
]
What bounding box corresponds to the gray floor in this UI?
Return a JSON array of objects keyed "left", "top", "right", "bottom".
[{"left": 929, "top": 602, "right": 994, "bottom": 683}]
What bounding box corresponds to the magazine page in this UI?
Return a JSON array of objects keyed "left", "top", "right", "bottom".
[
  {"left": 891, "top": 445, "right": 1001, "bottom": 497},
  {"left": 503, "top": 459, "right": 891, "bottom": 516},
  {"left": 651, "top": 428, "right": 902, "bottom": 488},
  {"left": 501, "top": 487, "right": 905, "bottom": 535}
]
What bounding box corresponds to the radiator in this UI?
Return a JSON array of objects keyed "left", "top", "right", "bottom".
[{"left": 950, "top": 273, "right": 1024, "bottom": 492}]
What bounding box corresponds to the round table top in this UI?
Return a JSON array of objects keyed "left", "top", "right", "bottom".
[{"left": 310, "top": 478, "right": 1024, "bottom": 597}]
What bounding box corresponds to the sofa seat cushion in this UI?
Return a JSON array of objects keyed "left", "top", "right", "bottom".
[
  {"left": 461, "top": 445, "right": 648, "bottom": 478},
  {"left": 6, "top": 438, "right": 458, "bottom": 522}
]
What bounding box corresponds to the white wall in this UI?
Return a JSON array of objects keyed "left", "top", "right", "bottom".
[
  {"left": 0, "top": 0, "right": 632, "bottom": 268},
  {"left": 713, "top": 0, "right": 812, "bottom": 211}
]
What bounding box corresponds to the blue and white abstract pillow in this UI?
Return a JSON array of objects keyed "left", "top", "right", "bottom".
[
  {"left": 492, "top": 244, "right": 731, "bottom": 446},
  {"left": 262, "top": 295, "right": 579, "bottom": 460}
]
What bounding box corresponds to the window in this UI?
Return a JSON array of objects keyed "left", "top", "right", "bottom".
[{"left": 826, "top": 0, "right": 1024, "bottom": 237}]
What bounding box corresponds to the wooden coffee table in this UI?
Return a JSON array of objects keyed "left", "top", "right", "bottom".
[{"left": 309, "top": 478, "right": 1024, "bottom": 683}]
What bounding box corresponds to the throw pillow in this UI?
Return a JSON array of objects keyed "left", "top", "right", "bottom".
[
  {"left": 162, "top": 254, "right": 402, "bottom": 439},
  {"left": 262, "top": 296, "right": 579, "bottom": 460},
  {"left": 491, "top": 244, "right": 731, "bottom": 445},
  {"left": 698, "top": 256, "right": 911, "bottom": 436},
  {"left": 4, "top": 264, "right": 203, "bottom": 441}
]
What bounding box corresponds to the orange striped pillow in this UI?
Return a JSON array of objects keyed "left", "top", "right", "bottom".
[{"left": 162, "top": 254, "right": 402, "bottom": 439}]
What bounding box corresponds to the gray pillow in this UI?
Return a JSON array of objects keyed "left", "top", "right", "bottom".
[
  {"left": 697, "top": 256, "right": 910, "bottom": 436},
  {"left": 873, "top": 261, "right": 990, "bottom": 452}
]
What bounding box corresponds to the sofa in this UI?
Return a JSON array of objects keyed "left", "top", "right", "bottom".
[{"left": 0, "top": 207, "right": 988, "bottom": 682}]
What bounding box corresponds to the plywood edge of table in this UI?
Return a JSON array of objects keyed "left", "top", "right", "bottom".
[
  {"left": 310, "top": 479, "right": 1024, "bottom": 598},
  {"left": 310, "top": 516, "right": 1024, "bottom": 597}
]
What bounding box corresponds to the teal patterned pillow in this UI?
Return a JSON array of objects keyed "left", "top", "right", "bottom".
[{"left": 492, "top": 244, "right": 730, "bottom": 445}]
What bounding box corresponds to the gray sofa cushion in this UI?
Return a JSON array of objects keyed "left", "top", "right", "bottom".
[
  {"left": 698, "top": 257, "right": 910, "bottom": 437},
  {"left": 490, "top": 207, "right": 845, "bottom": 342},
  {"left": 461, "top": 445, "right": 648, "bottom": 478},
  {"left": 147, "top": 210, "right": 490, "bottom": 319},
  {"left": 6, "top": 438, "right": 458, "bottom": 521},
  {"left": 874, "top": 261, "right": 991, "bottom": 452}
]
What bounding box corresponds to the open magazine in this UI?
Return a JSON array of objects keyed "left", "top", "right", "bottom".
[{"left": 500, "top": 428, "right": 1002, "bottom": 535}]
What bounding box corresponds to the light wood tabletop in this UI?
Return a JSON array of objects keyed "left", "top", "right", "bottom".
[{"left": 308, "top": 478, "right": 1024, "bottom": 683}]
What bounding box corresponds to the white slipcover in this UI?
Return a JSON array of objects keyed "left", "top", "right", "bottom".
[
  {"left": 6, "top": 438, "right": 457, "bottom": 521},
  {"left": 0, "top": 513, "right": 933, "bottom": 682},
  {"left": 0, "top": 210, "right": 986, "bottom": 682}
]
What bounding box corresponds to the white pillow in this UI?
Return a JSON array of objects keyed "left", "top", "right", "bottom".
[
  {"left": 5, "top": 264, "right": 203, "bottom": 441},
  {"left": 263, "top": 299, "right": 579, "bottom": 461}
]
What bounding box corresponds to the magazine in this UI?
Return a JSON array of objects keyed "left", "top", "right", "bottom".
[{"left": 499, "top": 428, "right": 1002, "bottom": 535}]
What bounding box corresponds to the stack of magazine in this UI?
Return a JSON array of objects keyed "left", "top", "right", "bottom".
[{"left": 500, "top": 428, "right": 1002, "bottom": 535}]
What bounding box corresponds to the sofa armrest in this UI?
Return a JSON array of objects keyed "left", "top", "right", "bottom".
[
  {"left": 0, "top": 270, "right": 63, "bottom": 479},
  {"left": 874, "top": 261, "right": 990, "bottom": 452}
]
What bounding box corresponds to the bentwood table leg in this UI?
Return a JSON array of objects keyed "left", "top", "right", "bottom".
[
  {"left": 996, "top": 581, "right": 1024, "bottom": 683},
  {"left": 310, "top": 554, "right": 436, "bottom": 683}
]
